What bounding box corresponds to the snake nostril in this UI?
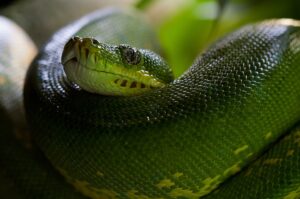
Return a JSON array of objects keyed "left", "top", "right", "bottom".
[
  {"left": 91, "top": 38, "right": 100, "bottom": 45},
  {"left": 73, "top": 36, "right": 81, "bottom": 41}
]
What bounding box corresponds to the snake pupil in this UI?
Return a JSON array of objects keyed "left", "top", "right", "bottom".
[
  {"left": 125, "top": 48, "right": 135, "bottom": 62},
  {"left": 118, "top": 45, "right": 141, "bottom": 65}
]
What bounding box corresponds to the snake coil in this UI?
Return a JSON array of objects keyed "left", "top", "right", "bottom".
[{"left": 1, "top": 7, "right": 300, "bottom": 199}]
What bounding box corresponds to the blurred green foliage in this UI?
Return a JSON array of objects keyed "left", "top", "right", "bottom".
[
  {"left": 158, "top": 0, "right": 219, "bottom": 77},
  {"left": 136, "top": 0, "right": 158, "bottom": 9},
  {"left": 137, "top": 0, "right": 300, "bottom": 77}
]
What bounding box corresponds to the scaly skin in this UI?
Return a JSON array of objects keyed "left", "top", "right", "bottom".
[
  {"left": 203, "top": 124, "right": 300, "bottom": 199},
  {"left": 0, "top": 16, "right": 88, "bottom": 199},
  {"left": 1, "top": 7, "right": 300, "bottom": 199},
  {"left": 24, "top": 7, "right": 300, "bottom": 199}
]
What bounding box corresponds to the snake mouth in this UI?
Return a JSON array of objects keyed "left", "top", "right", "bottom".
[
  {"left": 61, "top": 38, "right": 120, "bottom": 76},
  {"left": 62, "top": 37, "right": 107, "bottom": 71},
  {"left": 61, "top": 37, "right": 80, "bottom": 66},
  {"left": 62, "top": 55, "right": 78, "bottom": 67}
]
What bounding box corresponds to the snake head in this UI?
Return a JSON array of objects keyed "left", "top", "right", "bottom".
[{"left": 61, "top": 36, "right": 173, "bottom": 96}]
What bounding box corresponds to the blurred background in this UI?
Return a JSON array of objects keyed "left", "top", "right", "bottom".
[{"left": 0, "top": 0, "right": 299, "bottom": 77}]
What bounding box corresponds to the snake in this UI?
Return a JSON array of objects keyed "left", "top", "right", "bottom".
[{"left": 1, "top": 7, "right": 300, "bottom": 199}]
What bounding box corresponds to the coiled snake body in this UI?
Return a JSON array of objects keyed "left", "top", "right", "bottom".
[{"left": 1, "top": 8, "right": 300, "bottom": 199}]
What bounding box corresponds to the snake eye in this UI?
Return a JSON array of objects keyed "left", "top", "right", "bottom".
[{"left": 118, "top": 45, "right": 141, "bottom": 65}]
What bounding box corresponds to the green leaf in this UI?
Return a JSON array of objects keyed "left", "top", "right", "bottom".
[
  {"left": 135, "top": 0, "right": 156, "bottom": 10},
  {"left": 159, "top": 0, "right": 219, "bottom": 77}
]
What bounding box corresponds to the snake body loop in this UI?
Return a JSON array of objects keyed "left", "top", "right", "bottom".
[
  {"left": 22, "top": 8, "right": 300, "bottom": 199},
  {"left": 0, "top": 7, "right": 300, "bottom": 199}
]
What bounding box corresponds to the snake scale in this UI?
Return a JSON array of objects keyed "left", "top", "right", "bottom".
[{"left": 1, "top": 7, "right": 300, "bottom": 199}]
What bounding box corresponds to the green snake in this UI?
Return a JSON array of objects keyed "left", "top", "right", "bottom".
[{"left": 1, "top": 7, "right": 300, "bottom": 199}]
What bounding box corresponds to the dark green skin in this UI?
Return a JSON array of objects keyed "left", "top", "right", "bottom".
[
  {"left": 204, "top": 124, "right": 300, "bottom": 199},
  {"left": 2, "top": 7, "right": 300, "bottom": 199},
  {"left": 22, "top": 7, "right": 300, "bottom": 199},
  {"left": 0, "top": 16, "right": 88, "bottom": 199}
]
